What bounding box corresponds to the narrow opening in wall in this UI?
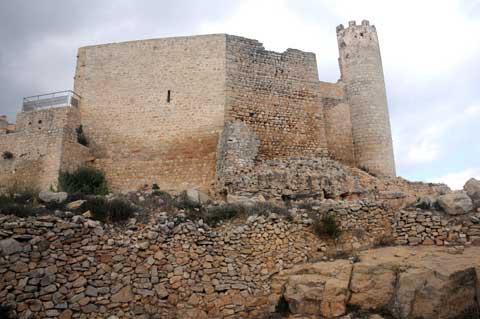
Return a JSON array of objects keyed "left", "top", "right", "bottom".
[{"left": 167, "top": 90, "right": 171, "bottom": 103}]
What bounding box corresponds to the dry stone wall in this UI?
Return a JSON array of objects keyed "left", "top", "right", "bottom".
[
  {"left": 1, "top": 196, "right": 479, "bottom": 318},
  {"left": 0, "top": 213, "right": 325, "bottom": 319}
]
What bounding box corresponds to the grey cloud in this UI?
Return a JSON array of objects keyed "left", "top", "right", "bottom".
[{"left": 0, "top": 0, "right": 239, "bottom": 120}]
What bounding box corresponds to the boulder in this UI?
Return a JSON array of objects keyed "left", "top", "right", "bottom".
[
  {"left": 185, "top": 189, "right": 211, "bottom": 205},
  {"left": 437, "top": 191, "right": 473, "bottom": 215},
  {"left": 392, "top": 266, "right": 478, "bottom": 319},
  {"left": 464, "top": 178, "right": 480, "bottom": 209},
  {"left": 273, "top": 246, "right": 480, "bottom": 319},
  {"left": 0, "top": 238, "right": 22, "bottom": 255},
  {"left": 349, "top": 261, "right": 397, "bottom": 310},
  {"left": 275, "top": 260, "right": 352, "bottom": 318},
  {"left": 39, "top": 191, "right": 68, "bottom": 203}
]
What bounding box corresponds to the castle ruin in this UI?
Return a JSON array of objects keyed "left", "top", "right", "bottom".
[{"left": 0, "top": 20, "right": 396, "bottom": 193}]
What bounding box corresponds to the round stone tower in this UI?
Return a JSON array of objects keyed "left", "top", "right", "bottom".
[{"left": 337, "top": 20, "right": 396, "bottom": 177}]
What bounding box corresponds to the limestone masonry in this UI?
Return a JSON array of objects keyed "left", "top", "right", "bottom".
[{"left": 0, "top": 20, "right": 395, "bottom": 192}]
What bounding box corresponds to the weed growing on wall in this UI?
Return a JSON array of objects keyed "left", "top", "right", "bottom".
[
  {"left": 313, "top": 213, "right": 342, "bottom": 239},
  {"left": 0, "top": 184, "right": 40, "bottom": 217}
]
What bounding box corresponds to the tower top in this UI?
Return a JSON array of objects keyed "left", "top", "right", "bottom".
[
  {"left": 336, "top": 20, "right": 377, "bottom": 33},
  {"left": 336, "top": 20, "right": 379, "bottom": 45}
]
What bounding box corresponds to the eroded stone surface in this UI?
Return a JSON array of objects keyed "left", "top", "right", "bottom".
[
  {"left": 438, "top": 191, "right": 473, "bottom": 215},
  {"left": 274, "top": 246, "right": 480, "bottom": 319}
]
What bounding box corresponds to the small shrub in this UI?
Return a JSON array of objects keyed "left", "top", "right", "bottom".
[
  {"left": 0, "top": 186, "right": 39, "bottom": 217},
  {"left": 353, "top": 227, "right": 366, "bottom": 239},
  {"left": 107, "top": 199, "right": 136, "bottom": 223},
  {"left": 58, "top": 166, "right": 108, "bottom": 195},
  {"left": 202, "top": 204, "right": 242, "bottom": 226},
  {"left": 313, "top": 214, "right": 341, "bottom": 239},
  {"left": 76, "top": 125, "right": 88, "bottom": 146},
  {"left": 83, "top": 197, "right": 109, "bottom": 222},
  {"left": 376, "top": 233, "right": 396, "bottom": 247},
  {"left": 2, "top": 151, "right": 13, "bottom": 160},
  {"left": 246, "top": 202, "right": 289, "bottom": 217},
  {"left": 152, "top": 183, "right": 160, "bottom": 190},
  {"left": 0, "top": 202, "right": 37, "bottom": 217},
  {"left": 6, "top": 185, "right": 39, "bottom": 205},
  {"left": 84, "top": 197, "right": 135, "bottom": 223}
]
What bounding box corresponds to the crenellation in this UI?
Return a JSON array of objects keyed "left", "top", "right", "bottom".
[{"left": 0, "top": 20, "right": 396, "bottom": 192}]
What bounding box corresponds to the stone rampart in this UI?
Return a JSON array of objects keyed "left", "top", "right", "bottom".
[
  {"left": 320, "top": 81, "right": 355, "bottom": 166},
  {"left": 225, "top": 35, "right": 328, "bottom": 160},
  {"left": 0, "top": 107, "right": 89, "bottom": 191},
  {"left": 74, "top": 34, "right": 227, "bottom": 192}
]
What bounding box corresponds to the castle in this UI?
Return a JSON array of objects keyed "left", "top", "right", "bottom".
[{"left": 0, "top": 20, "right": 395, "bottom": 193}]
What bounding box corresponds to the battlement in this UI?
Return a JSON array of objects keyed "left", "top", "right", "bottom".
[{"left": 336, "top": 20, "right": 377, "bottom": 43}]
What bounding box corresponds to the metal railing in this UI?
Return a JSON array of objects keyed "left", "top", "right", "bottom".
[{"left": 22, "top": 90, "right": 81, "bottom": 112}]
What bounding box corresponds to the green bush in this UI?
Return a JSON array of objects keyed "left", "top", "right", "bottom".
[
  {"left": 84, "top": 197, "right": 135, "bottom": 223},
  {"left": 0, "top": 194, "right": 36, "bottom": 218},
  {"left": 313, "top": 214, "right": 341, "bottom": 239},
  {"left": 190, "top": 202, "right": 289, "bottom": 227},
  {"left": 58, "top": 167, "right": 108, "bottom": 195},
  {"left": 0, "top": 203, "right": 37, "bottom": 217},
  {"left": 108, "top": 199, "right": 136, "bottom": 223},
  {"left": 4, "top": 185, "right": 38, "bottom": 204},
  {"left": 152, "top": 183, "right": 160, "bottom": 190}
]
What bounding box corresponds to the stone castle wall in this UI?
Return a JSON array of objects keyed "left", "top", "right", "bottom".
[
  {"left": 319, "top": 81, "right": 355, "bottom": 166},
  {"left": 74, "top": 35, "right": 227, "bottom": 192},
  {"left": 1, "top": 21, "right": 397, "bottom": 193},
  {"left": 337, "top": 21, "right": 396, "bottom": 176},
  {"left": 0, "top": 107, "right": 89, "bottom": 191},
  {"left": 225, "top": 35, "right": 329, "bottom": 160}
]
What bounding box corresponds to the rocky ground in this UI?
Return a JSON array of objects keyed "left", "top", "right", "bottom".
[
  {"left": 273, "top": 246, "right": 480, "bottom": 319},
  {"left": 0, "top": 178, "right": 479, "bottom": 318}
]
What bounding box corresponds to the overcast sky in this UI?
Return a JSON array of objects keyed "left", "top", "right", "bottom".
[{"left": 1, "top": 0, "right": 479, "bottom": 189}]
